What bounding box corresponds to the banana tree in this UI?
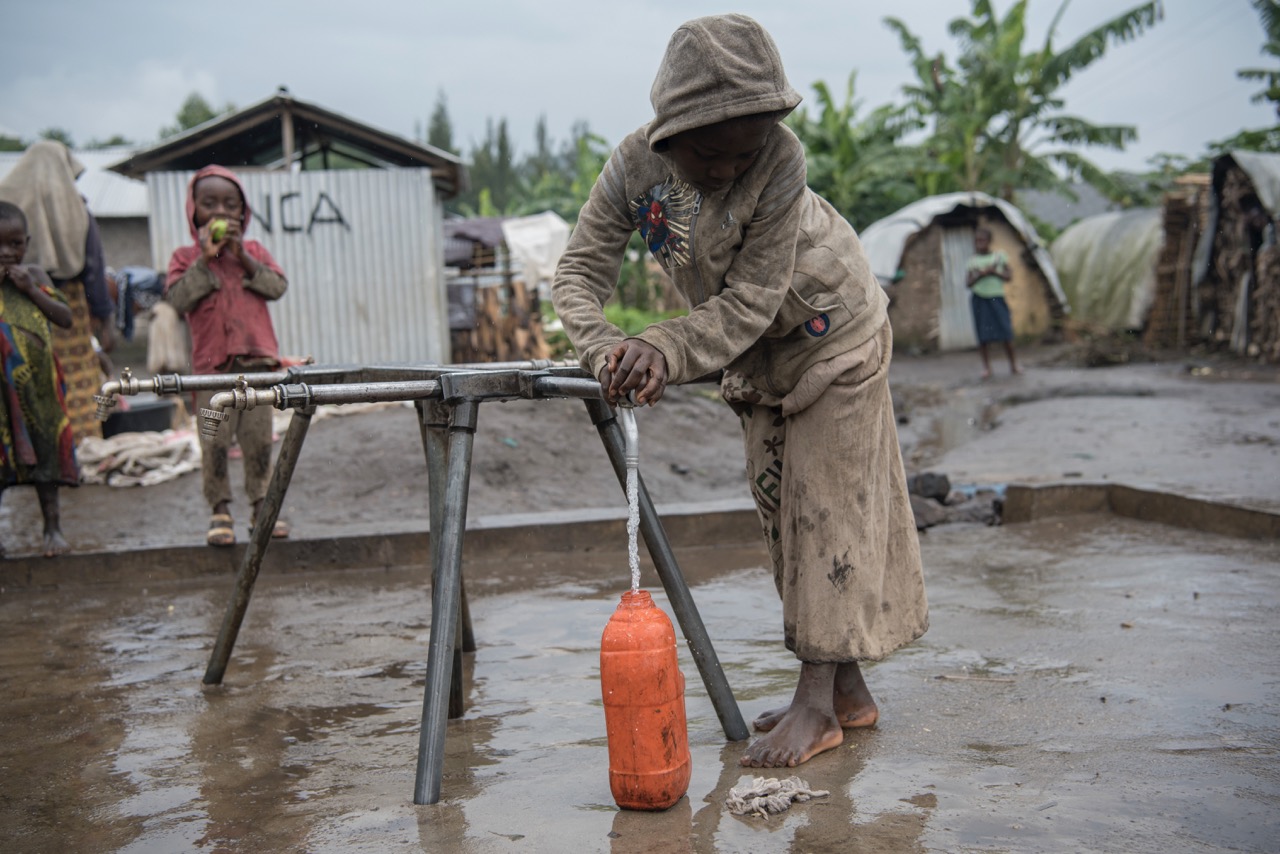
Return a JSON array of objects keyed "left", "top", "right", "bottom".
[
  {"left": 1237, "top": 0, "right": 1280, "bottom": 118},
  {"left": 786, "top": 72, "right": 925, "bottom": 229},
  {"left": 885, "top": 0, "right": 1162, "bottom": 202}
]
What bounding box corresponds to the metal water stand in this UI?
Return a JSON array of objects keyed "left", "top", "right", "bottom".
[{"left": 171, "top": 361, "right": 748, "bottom": 805}]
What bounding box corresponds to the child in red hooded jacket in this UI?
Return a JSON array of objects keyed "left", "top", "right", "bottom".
[{"left": 165, "top": 165, "right": 289, "bottom": 547}]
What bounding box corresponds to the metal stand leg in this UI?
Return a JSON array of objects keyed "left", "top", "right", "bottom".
[
  {"left": 414, "top": 399, "right": 479, "bottom": 805},
  {"left": 204, "top": 408, "right": 314, "bottom": 685},
  {"left": 417, "top": 400, "right": 473, "bottom": 722},
  {"left": 584, "top": 398, "right": 749, "bottom": 742}
]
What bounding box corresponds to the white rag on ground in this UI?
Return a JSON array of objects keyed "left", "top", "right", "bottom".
[
  {"left": 77, "top": 430, "right": 202, "bottom": 487},
  {"left": 75, "top": 401, "right": 413, "bottom": 488},
  {"left": 726, "top": 776, "right": 830, "bottom": 818}
]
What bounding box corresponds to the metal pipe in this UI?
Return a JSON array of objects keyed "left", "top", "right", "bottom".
[
  {"left": 95, "top": 368, "right": 292, "bottom": 421},
  {"left": 414, "top": 399, "right": 479, "bottom": 805},
  {"left": 203, "top": 407, "right": 315, "bottom": 685},
  {"left": 417, "top": 399, "right": 473, "bottom": 721},
  {"left": 529, "top": 375, "right": 608, "bottom": 400},
  {"left": 97, "top": 359, "right": 585, "bottom": 421},
  {"left": 584, "top": 396, "right": 749, "bottom": 742},
  {"left": 198, "top": 371, "right": 595, "bottom": 436},
  {"left": 200, "top": 379, "right": 444, "bottom": 439},
  {"left": 619, "top": 406, "right": 639, "bottom": 468}
]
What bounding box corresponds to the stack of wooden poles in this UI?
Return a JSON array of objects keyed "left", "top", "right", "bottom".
[{"left": 450, "top": 278, "right": 551, "bottom": 363}]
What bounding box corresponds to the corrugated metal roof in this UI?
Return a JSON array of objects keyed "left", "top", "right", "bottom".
[
  {"left": 0, "top": 145, "right": 148, "bottom": 218},
  {"left": 110, "top": 90, "right": 465, "bottom": 197}
]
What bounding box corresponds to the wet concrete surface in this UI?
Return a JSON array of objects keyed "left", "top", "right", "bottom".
[
  {"left": 2, "top": 345, "right": 1278, "bottom": 852},
  {"left": 1, "top": 514, "right": 1277, "bottom": 853}
]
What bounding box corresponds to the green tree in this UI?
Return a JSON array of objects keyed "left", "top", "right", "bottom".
[
  {"left": 39, "top": 127, "right": 75, "bottom": 148},
  {"left": 0, "top": 135, "right": 26, "bottom": 152},
  {"left": 1238, "top": 0, "right": 1280, "bottom": 117},
  {"left": 885, "top": 0, "right": 1161, "bottom": 201},
  {"left": 85, "top": 134, "right": 133, "bottom": 150},
  {"left": 457, "top": 118, "right": 522, "bottom": 216},
  {"left": 1208, "top": 0, "right": 1280, "bottom": 155},
  {"left": 516, "top": 121, "right": 611, "bottom": 221},
  {"left": 427, "top": 90, "right": 458, "bottom": 155},
  {"left": 786, "top": 72, "right": 924, "bottom": 229},
  {"left": 160, "top": 92, "right": 233, "bottom": 139},
  {"left": 522, "top": 114, "right": 558, "bottom": 188}
]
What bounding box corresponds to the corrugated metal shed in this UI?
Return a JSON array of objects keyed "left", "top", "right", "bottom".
[{"left": 149, "top": 168, "right": 448, "bottom": 365}]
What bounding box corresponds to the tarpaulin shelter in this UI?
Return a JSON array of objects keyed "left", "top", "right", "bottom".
[
  {"left": 860, "top": 192, "right": 1067, "bottom": 352},
  {"left": 1050, "top": 208, "right": 1163, "bottom": 333}
]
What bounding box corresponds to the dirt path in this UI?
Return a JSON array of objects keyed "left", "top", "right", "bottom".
[{"left": 1, "top": 343, "right": 1276, "bottom": 557}]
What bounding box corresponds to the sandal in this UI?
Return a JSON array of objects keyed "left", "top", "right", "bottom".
[
  {"left": 250, "top": 518, "right": 291, "bottom": 539},
  {"left": 207, "top": 513, "right": 236, "bottom": 547}
]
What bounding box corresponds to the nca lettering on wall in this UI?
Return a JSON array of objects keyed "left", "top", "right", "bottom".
[{"left": 253, "top": 190, "right": 351, "bottom": 235}]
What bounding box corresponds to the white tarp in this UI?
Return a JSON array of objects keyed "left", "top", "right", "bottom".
[
  {"left": 858, "top": 191, "right": 1067, "bottom": 308},
  {"left": 501, "top": 211, "right": 571, "bottom": 299},
  {"left": 1051, "top": 207, "right": 1163, "bottom": 331}
]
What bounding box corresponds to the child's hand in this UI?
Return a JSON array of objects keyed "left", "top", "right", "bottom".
[
  {"left": 217, "top": 219, "right": 259, "bottom": 272},
  {"left": 602, "top": 339, "right": 668, "bottom": 406},
  {"left": 4, "top": 264, "right": 39, "bottom": 296},
  {"left": 199, "top": 221, "right": 228, "bottom": 261}
]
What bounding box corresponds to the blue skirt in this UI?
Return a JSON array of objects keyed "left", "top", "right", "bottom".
[{"left": 971, "top": 295, "right": 1013, "bottom": 344}]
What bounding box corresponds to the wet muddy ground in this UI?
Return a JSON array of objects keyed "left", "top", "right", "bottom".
[
  {"left": 0, "top": 344, "right": 1278, "bottom": 852},
  {"left": 1, "top": 515, "right": 1276, "bottom": 852},
  {"left": 1, "top": 343, "right": 1278, "bottom": 556}
]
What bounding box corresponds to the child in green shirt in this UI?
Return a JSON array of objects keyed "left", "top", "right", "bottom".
[{"left": 965, "top": 227, "right": 1022, "bottom": 379}]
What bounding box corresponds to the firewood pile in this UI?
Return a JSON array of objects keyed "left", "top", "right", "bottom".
[
  {"left": 1198, "top": 164, "right": 1280, "bottom": 362},
  {"left": 1254, "top": 238, "right": 1280, "bottom": 363},
  {"left": 449, "top": 278, "right": 551, "bottom": 363},
  {"left": 1144, "top": 176, "right": 1207, "bottom": 351}
]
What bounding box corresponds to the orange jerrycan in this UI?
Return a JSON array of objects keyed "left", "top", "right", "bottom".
[{"left": 600, "top": 589, "right": 692, "bottom": 810}]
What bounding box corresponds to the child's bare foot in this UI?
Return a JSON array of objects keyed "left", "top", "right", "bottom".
[
  {"left": 753, "top": 661, "right": 879, "bottom": 732},
  {"left": 740, "top": 705, "right": 844, "bottom": 768},
  {"left": 753, "top": 697, "right": 878, "bottom": 732},
  {"left": 741, "top": 660, "right": 854, "bottom": 767},
  {"left": 42, "top": 530, "right": 70, "bottom": 557}
]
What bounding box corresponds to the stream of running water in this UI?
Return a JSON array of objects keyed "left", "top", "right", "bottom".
[{"left": 620, "top": 407, "right": 641, "bottom": 594}]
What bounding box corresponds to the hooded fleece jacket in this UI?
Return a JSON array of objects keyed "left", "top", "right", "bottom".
[
  {"left": 553, "top": 15, "right": 927, "bottom": 663},
  {"left": 552, "top": 13, "right": 888, "bottom": 398},
  {"left": 166, "top": 165, "right": 287, "bottom": 375}
]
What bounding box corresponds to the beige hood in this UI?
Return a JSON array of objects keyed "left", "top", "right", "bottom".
[{"left": 647, "top": 14, "right": 802, "bottom": 151}]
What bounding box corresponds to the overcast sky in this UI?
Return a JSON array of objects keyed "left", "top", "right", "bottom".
[{"left": 7, "top": 0, "right": 1273, "bottom": 174}]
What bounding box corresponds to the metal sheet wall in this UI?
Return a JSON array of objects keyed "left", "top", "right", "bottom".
[
  {"left": 147, "top": 168, "right": 448, "bottom": 366},
  {"left": 939, "top": 225, "right": 979, "bottom": 351}
]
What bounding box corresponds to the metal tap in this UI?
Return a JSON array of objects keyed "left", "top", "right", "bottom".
[
  {"left": 200, "top": 376, "right": 275, "bottom": 439},
  {"left": 93, "top": 366, "right": 146, "bottom": 420},
  {"left": 618, "top": 401, "right": 639, "bottom": 469}
]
